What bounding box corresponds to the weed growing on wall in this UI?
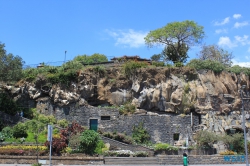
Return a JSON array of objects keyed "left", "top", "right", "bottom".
[
  {"left": 132, "top": 122, "right": 150, "bottom": 145},
  {"left": 118, "top": 102, "right": 136, "bottom": 115}
]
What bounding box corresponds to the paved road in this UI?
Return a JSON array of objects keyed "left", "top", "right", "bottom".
[{"left": 0, "top": 164, "right": 248, "bottom": 166}]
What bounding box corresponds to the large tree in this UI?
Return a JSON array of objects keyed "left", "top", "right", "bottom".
[
  {"left": 0, "top": 42, "right": 25, "bottom": 82},
  {"left": 197, "top": 44, "right": 233, "bottom": 67},
  {"left": 145, "top": 20, "right": 205, "bottom": 64},
  {"left": 73, "top": 53, "right": 108, "bottom": 64},
  {"left": 162, "top": 42, "right": 189, "bottom": 63}
]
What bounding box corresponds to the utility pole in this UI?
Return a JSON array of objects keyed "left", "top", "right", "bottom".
[
  {"left": 64, "top": 51, "right": 67, "bottom": 63},
  {"left": 240, "top": 85, "right": 249, "bottom": 166}
]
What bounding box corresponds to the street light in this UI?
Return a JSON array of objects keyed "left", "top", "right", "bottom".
[
  {"left": 240, "top": 85, "right": 249, "bottom": 166},
  {"left": 64, "top": 50, "right": 67, "bottom": 63}
]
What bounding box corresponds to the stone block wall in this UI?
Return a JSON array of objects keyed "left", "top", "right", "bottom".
[{"left": 52, "top": 106, "right": 200, "bottom": 144}]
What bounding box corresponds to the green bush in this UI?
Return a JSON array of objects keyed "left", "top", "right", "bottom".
[
  {"left": 94, "top": 140, "right": 106, "bottom": 154},
  {"left": 154, "top": 143, "right": 170, "bottom": 151},
  {"left": 132, "top": 122, "right": 150, "bottom": 145},
  {"left": 57, "top": 119, "right": 69, "bottom": 128},
  {"left": 228, "top": 65, "right": 250, "bottom": 76},
  {"left": 79, "top": 130, "right": 100, "bottom": 155},
  {"left": 12, "top": 122, "right": 28, "bottom": 138},
  {"left": 152, "top": 61, "right": 165, "bottom": 67},
  {"left": 154, "top": 143, "right": 178, "bottom": 152},
  {"left": 103, "top": 131, "right": 133, "bottom": 144},
  {"left": 22, "top": 61, "right": 82, "bottom": 84},
  {"left": 37, "top": 114, "right": 56, "bottom": 124},
  {"left": 122, "top": 61, "right": 148, "bottom": 78},
  {"left": 220, "top": 133, "right": 244, "bottom": 153},
  {"left": 0, "top": 132, "right": 5, "bottom": 142},
  {"left": 187, "top": 59, "right": 225, "bottom": 73},
  {"left": 118, "top": 102, "right": 136, "bottom": 115},
  {"left": 92, "top": 65, "right": 106, "bottom": 77},
  {"left": 1, "top": 126, "right": 13, "bottom": 139},
  {"left": 194, "top": 130, "right": 218, "bottom": 148},
  {"left": 133, "top": 151, "right": 148, "bottom": 157},
  {"left": 174, "top": 62, "right": 184, "bottom": 67}
]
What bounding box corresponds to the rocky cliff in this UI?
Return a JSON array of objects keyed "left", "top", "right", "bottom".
[{"left": 1, "top": 67, "right": 250, "bottom": 136}]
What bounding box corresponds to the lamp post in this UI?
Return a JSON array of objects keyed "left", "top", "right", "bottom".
[
  {"left": 240, "top": 85, "right": 249, "bottom": 166},
  {"left": 64, "top": 50, "right": 67, "bottom": 63}
]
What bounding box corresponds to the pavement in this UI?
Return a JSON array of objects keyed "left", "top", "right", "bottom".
[{"left": 0, "top": 164, "right": 248, "bottom": 166}]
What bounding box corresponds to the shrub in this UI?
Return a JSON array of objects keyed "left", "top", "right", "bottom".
[
  {"left": 0, "top": 132, "right": 5, "bottom": 142},
  {"left": 57, "top": 119, "right": 69, "bottom": 128},
  {"left": 92, "top": 65, "right": 106, "bottom": 77},
  {"left": 220, "top": 133, "right": 244, "bottom": 153},
  {"left": 1, "top": 126, "right": 13, "bottom": 139},
  {"left": 228, "top": 65, "right": 250, "bottom": 76},
  {"left": 152, "top": 61, "right": 165, "bottom": 67},
  {"left": 94, "top": 140, "right": 106, "bottom": 154},
  {"left": 79, "top": 130, "right": 100, "bottom": 155},
  {"left": 104, "top": 150, "right": 134, "bottom": 157},
  {"left": 122, "top": 61, "right": 148, "bottom": 78},
  {"left": 44, "top": 136, "right": 67, "bottom": 155},
  {"left": 154, "top": 143, "right": 170, "bottom": 151},
  {"left": 37, "top": 114, "right": 56, "bottom": 124},
  {"left": 12, "top": 122, "right": 28, "bottom": 138},
  {"left": 132, "top": 122, "right": 150, "bottom": 145},
  {"left": 118, "top": 102, "right": 136, "bottom": 115},
  {"left": 32, "top": 163, "right": 42, "bottom": 166},
  {"left": 174, "top": 62, "right": 184, "bottom": 67},
  {"left": 103, "top": 131, "right": 133, "bottom": 144},
  {"left": 194, "top": 130, "right": 218, "bottom": 148},
  {"left": 133, "top": 151, "right": 148, "bottom": 157},
  {"left": 219, "top": 150, "right": 236, "bottom": 155},
  {"left": 187, "top": 59, "right": 225, "bottom": 73}
]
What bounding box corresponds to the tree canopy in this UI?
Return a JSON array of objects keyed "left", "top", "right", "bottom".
[
  {"left": 197, "top": 44, "right": 233, "bottom": 67},
  {"left": 0, "top": 42, "right": 25, "bottom": 82},
  {"left": 150, "top": 54, "right": 162, "bottom": 62},
  {"left": 73, "top": 53, "right": 108, "bottom": 64},
  {"left": 162, "top": 42, "right": 189, "bottom": 63},
  {"left": 145, "top": 20, "right": 205, "bottom": 63}
]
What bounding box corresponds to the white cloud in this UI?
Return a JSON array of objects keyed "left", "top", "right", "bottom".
[
  {"left": 214, "top": 17, "right": 230, "bottom": 26},
  {"left": 234, "top": 21, "right": 249, "bottom": 28},
  {"left": 232, "top": 59, "right": 250, "bottom": 67},
  {"left": 215, "top": 29, "right": 228, "bottom": 34},
  {"left": 235, "top": 35, "right": 250, "bottom": 46},
  {"left": 233, "top": 14, "right": 241, "bottom": 19},
  {"left": 218, "top": 36, "right": 237, "bottom": 48},
  {"left": 218, "top": 35, "right": 250, "bottom": 48},
  {"left": 105, "top": 29, "right": 148, "bottom": 48}
]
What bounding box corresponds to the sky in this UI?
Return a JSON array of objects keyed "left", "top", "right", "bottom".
[{"left": 0, "top": 0, "right": 250, "bottom": 67}]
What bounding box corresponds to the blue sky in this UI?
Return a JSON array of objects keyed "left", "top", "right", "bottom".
[{"left": 1, "top": 0, "right": 250, "bottom": 67}]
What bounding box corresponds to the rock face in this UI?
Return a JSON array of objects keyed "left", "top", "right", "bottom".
[{"left": 1, "top": 67, "right": 250, "bottom": 143}]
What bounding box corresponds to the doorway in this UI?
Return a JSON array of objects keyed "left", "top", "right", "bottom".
[{"left": 89, "top": 119, "right": 98, "bottom": 131}]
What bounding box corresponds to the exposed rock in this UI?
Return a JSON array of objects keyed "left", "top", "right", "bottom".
[{"left": 1, "top": 67, "right": 250, "bottom": 136}]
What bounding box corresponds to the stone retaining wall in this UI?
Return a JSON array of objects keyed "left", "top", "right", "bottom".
[
  {"left": 0, "top": 155, "right": 103, "bottom": 165},
  {"left": 52, "top": 106, "right": 199, "bottom": 144},
  {"left": 0, "top": 155, "right": 247, "bottom": 165}
]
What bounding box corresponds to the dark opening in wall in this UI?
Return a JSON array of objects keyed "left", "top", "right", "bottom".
[
  {"left": 173, "top": 133, "right": 180, "bottom": 141},
  {"left": 63, "top": 107, "right": 70, "bottom": 115},
  {"left": 101, "top": 116, "right": 110, "bottom": 120}
]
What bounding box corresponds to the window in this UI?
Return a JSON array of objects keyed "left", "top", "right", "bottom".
[
  {"left": 101, "top": 116, "right": 110, "bottom": 120},
  {"left": 173, "top": 133, "right": 180, "bottom": 141}
]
